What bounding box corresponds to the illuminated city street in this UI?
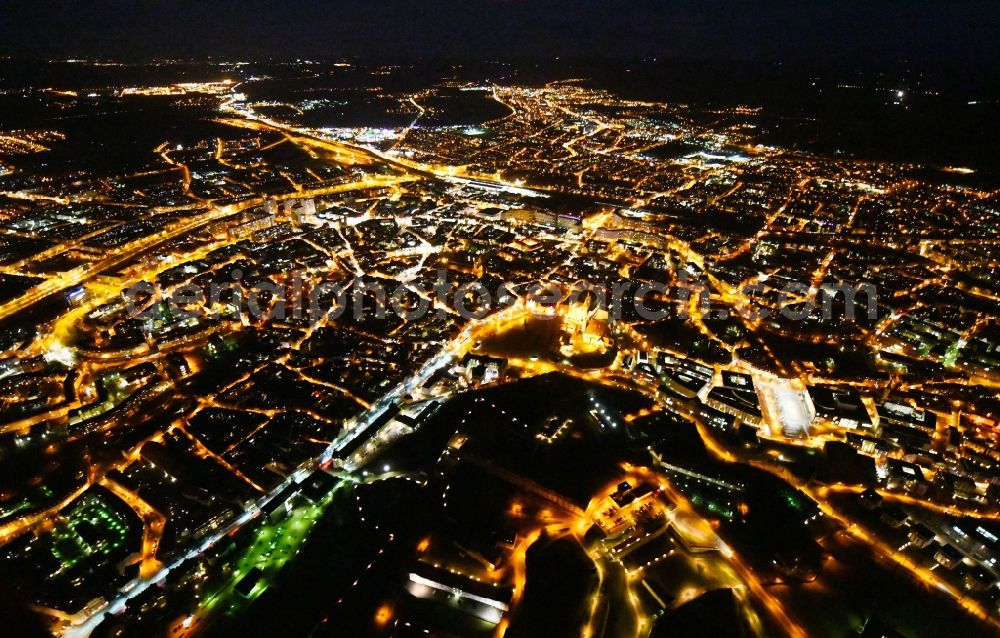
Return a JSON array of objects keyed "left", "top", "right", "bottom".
[{"left": 1, "top": 6, "right": 1000, "bottom": 637}]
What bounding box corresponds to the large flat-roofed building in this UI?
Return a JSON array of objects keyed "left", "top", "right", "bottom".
[
  {"left": 404, "top": 561, "right": 512, "bottom": 626},
  {"left": 759, "top": 378, "right": 816, "bottom": 438}
]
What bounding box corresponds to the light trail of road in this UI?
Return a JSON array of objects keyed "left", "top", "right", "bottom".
[
  {"left": 389, "top": 97, "right": 426, "bottom": 151},
  {"left": 672, "top": 407, "right": 1000, "bottom": 632},
  {"left": 58, "top": 336, "right": 458, "bottom": 638},
  {"left": 646, "top": 466, "right": 809, "bottom": 638},
  {"left": 0, "top": 484, "right": 91, "bottom": 544},
  {"left": 811, "top": 492, "right": 1000, "bottom": 632},
  {"left": 168, "top": 481, "right": 347, "bottom": 638},
  {"left": 0, "top": 176, "right": 415, "bottom": 327},
  {"left": 100, "top": 478, "right": 166, "bottom": 579},
  {"left": 28, "top": 85, "right": 1000, "bottom": 637},
  {"left": 527, "top": 340, "right": 1000, "bottom": 634}
]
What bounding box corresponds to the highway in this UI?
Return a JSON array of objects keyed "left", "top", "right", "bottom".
[{"left": 0, "top": 175, "right": 417, "bottom": 327}]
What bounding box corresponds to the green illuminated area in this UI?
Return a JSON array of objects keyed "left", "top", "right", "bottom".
[
  {"left": 101, "top": 372, "right": 132, "bottom": 404},
  {"left": 0, "top": 485, "right": 54, "bottom": 521},
  {"left": 195, "top": 483, "right": 344, "bottom": 621},
  {"left": 49, "top": 494, "right": 131, "bottom": 573},
  {"left": 0, "top": 487, "right": 141, "bottom": 613},
  {"left": 688, "top": 492, "right": 736, "bottom": 520},
  {"left": 674, "top": 477, "right": 740, "bottom": 522}
]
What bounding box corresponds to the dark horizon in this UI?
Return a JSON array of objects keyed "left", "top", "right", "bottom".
[
  {"left": 3, "top": 1, "right": 999, "bottom": 72},
  {"left": 4, "top": 5, "right": 1000, "bottom": 638}
]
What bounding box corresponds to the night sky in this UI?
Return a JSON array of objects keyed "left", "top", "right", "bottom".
[{"left": 1, "top": 0, "right": 998, "bottom": 67}]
